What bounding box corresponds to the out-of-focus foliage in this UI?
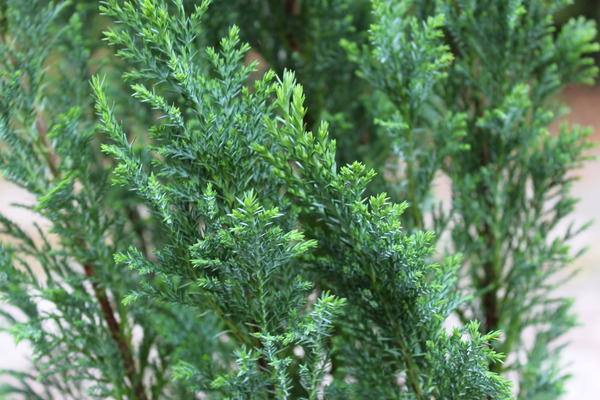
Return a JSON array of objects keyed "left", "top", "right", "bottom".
[{"left": 0, "top": 0, "right": 596, "bottom": 399}]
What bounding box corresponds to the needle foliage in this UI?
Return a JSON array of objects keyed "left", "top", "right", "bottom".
[{"left": 0, "top": 0, "right": 595, "bottom": 399}]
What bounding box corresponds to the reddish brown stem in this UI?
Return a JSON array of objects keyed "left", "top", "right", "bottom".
[
  {"left": 84, "top": 263, "right": 148, "bottom": 400},
  {"left": 285, "top": 0, "right": 300, "bottom": 53},
  {"left": 477, "top": 132, "right": 502, "bottom": 377},
  {"left": 38, "top": 112, "right": 147, "bottom": 398},
  {"left": 25, "top": 30, "right": 147, "bottom": 399}
]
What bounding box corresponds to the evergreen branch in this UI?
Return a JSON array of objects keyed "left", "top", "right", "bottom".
[{"left": 1, "top": 1, "right": 594, "bottom": 398}]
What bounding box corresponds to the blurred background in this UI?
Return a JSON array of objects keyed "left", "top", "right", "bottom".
[
  {"left": 2, "top": 0, "right": 600, "bottom": 398},
  {"left": 549, "top": 83, "right": 600, "bottom": 398}
]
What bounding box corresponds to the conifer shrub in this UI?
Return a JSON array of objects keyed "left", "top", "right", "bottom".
[{"left": 0, "top": 0, "right": 596, "bottom": 399}]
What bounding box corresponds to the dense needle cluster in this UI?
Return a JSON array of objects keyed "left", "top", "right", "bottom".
[{"left": 0, "top": 0, "right": 596, "bottom": 399}]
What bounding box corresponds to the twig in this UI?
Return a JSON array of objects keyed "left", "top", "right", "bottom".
[{"left": 84, "top": 262, "right": 148, "bottom": 400}]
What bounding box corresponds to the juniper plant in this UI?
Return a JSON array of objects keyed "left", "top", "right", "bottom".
[
  {"left": 438, "top": 2, "right": 598, "bottom": 397},
  {"left": 344, "top": 0, "right": 598, "bottom": 397},
  {"left": 0, "top": 0, "right": 595, "bottom": 399}
]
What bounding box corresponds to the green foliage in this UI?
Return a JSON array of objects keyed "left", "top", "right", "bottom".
[
  {"left": 436, "top": 2, "right": 598, "bottom": 397},
  {"left": 255, "top": 71, "right": 510, "bottom": 399},
  {"left": 343, "top": 0, "right": 598, "bottom": 397},
  {"left": 342, "top": 0, "right": 467, "bottom": 229},
  {"left": 0, "top": 0, "right": 596, "bottom": 399}
]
